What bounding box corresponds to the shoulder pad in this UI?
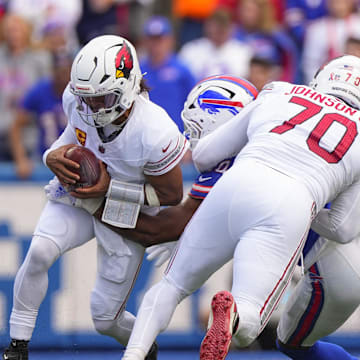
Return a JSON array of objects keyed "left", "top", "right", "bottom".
[
  {"left": 62, "top": 84, "right": 75, "bottom": 119},
  {"left": 258, "top": 81, "right": 293, "bottom": 98}
]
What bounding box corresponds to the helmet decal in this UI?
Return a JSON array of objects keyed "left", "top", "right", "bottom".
[
  {"left": 70, "top": 35, "right": 142, "bottom": 127},
  {"left": 198, "top": 90, "right": 242, "bottom": 115},
  {"left": 115, "top": 41, "right": 133, "bottom": 79},
  {"left": 310, "top": 55, "right": 360, "bottom": 110},
  {"left": 182, "top": 75, "right": 258, "bottom": 150},
  {"left": 200, "top": 75, "right": 258, "bottom": 99}
]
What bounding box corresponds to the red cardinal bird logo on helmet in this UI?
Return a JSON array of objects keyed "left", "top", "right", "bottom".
[{"left": 115, "top": 42, "right": 134, "bottom": 79}]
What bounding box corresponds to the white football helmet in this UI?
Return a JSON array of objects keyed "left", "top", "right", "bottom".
[
  {"left": 70, "top": 35, "right": 142, "bottom": 127},
  {"left": 310, "top": 55, "right": 360, "bottom": 110},
  {"left": 182, "top": 75, "right": 258, "bottom": 150}
]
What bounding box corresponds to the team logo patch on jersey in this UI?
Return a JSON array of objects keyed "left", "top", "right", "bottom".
[
  {"left": 198, "top": 90, "right": 242, "bottom": 115},
  {"left": 115, "top": 42, "right": 133, "bottom": 79},
  {"left": 75, "top": 128, "right": 87, "bottom": 146}
]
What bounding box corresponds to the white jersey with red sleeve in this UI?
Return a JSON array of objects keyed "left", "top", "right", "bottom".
[
  {"left": 194, "top": 81, "right": 360, "bottom": 212},
  {"left": 45, "top": 84, "right": 188, "bottom": 184}
]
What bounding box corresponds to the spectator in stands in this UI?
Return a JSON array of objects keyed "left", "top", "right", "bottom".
[
  {"left": 150, "top": 0, "right": 172, "bottom": 18},
  {"left": 140, "top": 16, "right": 196, "bottom": 132},
  {"left": 233, "top": 0, "right": 300, "bottom": 83},
  {"left": 172, "top": 0, "right": 218, "bottom": 46},
  {"left": 7, "top": 0, "right": 81, "bottom": 54},
  {"left": 0, "top": 14, "right": 51, "bottom": 161},
  {"left": 302, "top": 0, "right": 360, "bottom": 84},
  {"left": 248, "top": 53, "right": 281, "bottom": 91},
  {"left": 346, "top": 35, "right": 360, "bottom": 58},
  {"left": 76, "top": 0, "right": 152, "bottom": 46},
  {"left": 34, "top": 21, "right": 78, "bottom": 55},
  {"left": 218, "top": 0, "right": 285, "bottom": 24},
  {"left": 10, "top": 53, "right": 71, "bottom": 179},
  {"left": 284, "top": 0, "right": 328, "bottom": 51},
  {"left": 178, "top": 8, "right": 253, "bottom": 82},
  {"left": 76, "top": 0, "right": 128, "bottom": 46},
  {"left": 0, "top": 0, "right": 5, "bottom": 19}
]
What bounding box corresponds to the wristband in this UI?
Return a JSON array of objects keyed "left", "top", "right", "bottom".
[
  {"left": 145, "top": 183, "right": 160, "bottom": 207},
  {"left": 102, "top": 180, "right": 144, "bottom": 228}
]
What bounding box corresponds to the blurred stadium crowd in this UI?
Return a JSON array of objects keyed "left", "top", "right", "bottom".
[
  {"left": 1, "top": 0, "right": 360, "bottom": 178},
  {"left": 2, "top": 1, "right": 360, "bottom": 357}
]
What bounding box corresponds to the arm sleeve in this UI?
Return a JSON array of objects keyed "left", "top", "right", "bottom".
[
  {"left": 42, "top": 124, "right": 77, "bottom": 165},
  {"left": 311, "top": 179, "right": 360, "bottom": 243},
  {"left": 189, "top": 158, "right": 234, "bottom": 200},
  {"left": 42, "top": 84, "right": 77, "bottom": 165},
  {"left": 143, "top": 132, "right": 189, "bottom": 176},
  {"left": 192, "top": 101, "right": 259, "bottom": 172}
]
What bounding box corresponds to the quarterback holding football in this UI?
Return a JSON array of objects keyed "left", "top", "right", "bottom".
[{"left": 2, "top": 35, "right": 188, "bottom": 360}]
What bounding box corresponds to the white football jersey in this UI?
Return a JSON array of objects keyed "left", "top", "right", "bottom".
[
  {"left": 45, "top": 85, "right": 188, "bottom": 184},
  {"left": 194, "top": 81, "right": 360, "bottom": 210}
]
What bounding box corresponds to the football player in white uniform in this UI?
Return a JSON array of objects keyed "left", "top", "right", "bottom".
[
  {"left": 110, "top": 74, "right": 360, "bottom": 360},
  {"left": 276, "top": 234, "right": 360, "bottom": 360},
  {"left": 2, "top": 35, "right": 188, "bottom": 360},
  {"left": 274, "top": 59, "right": 360, "bottom": 358},
  {"left": 78, "top": 75, "right": 258, "bottom": 249},
  {"left": 119, "top": 55, "right": 360, "bottom": 360}
]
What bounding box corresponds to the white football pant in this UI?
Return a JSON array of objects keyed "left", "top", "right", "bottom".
[
  {"left": 9, "top": 201, "right": 144, "bottom": 345},
  {"left": 277, "top": 236, "right": 360, "bottom": 347},
  {"left": 124, "top": 159, "right": 315, "bottom": 357}
]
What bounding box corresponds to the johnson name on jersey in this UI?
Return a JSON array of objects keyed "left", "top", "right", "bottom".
[
  {"left": 193, "top": 80, "right": 360, "bottom": 212},
  {"left": 239, "top": 81, "right": 360, "bottom": 210}
]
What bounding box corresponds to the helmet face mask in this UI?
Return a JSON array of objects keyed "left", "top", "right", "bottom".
[
  {"left": 310, "top": 55, "right": 360, "bottom": 110},
  {"left": 70, "top": 35, "right": 142, "bottom": 127},
  {"left": 182, "top": 75, "right": 258, "bottom": 150},
  {"left": 73, "top": 88, "right": 126, "bottom": 127}
]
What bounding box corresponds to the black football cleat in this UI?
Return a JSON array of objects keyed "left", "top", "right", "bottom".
[
  {"left": 2, "top": 340, "right": 28, "bottom": 360},
  {"left": 144, "top": 342, "right": 158, "bottom": 360}
]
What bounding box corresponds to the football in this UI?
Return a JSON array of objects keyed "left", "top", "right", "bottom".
[{"left": 64, "top": 145, "right": 101, "bottom": 188}]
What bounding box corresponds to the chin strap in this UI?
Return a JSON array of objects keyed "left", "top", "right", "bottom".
[{"left": 96, "top": 118, "right": 128, "bottom": 142}]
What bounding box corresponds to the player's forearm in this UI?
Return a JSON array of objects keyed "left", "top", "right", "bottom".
[
  {"left": 43, "top": 125, "right": 77, "bottom": 166},
  {"left": 96, "top": 199, "right": 196, "bottom": 246},
  {"left": 129, "top": 197, "right": 199, "bottom": 245},
  {"left": 311, "top": 180, "right": 360, "bottom": 243},
  {"left": 136, "top": 206, "right": 192, "bottom": 244},
  {"left": 145, "top": 165, "right": 184, "bottom": 206},
  {"left": 147, "top": 185, "right": 183, "bottom": 206},
  {"left": 100, "top": 218, "right": 156, "bottom": 247},
  {"left": 128, "top": 213, "right": 181, "bottom": 246},
  {"left": 193, "top": 103, "right": 256, "bottom": 172},
  {"left": 96, "top": 211, "right": 177, "bottom": 247}
]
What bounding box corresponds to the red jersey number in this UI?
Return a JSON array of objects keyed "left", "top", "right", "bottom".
[{"left": 270, "top": 96, "right": 358, "bottom": 163}]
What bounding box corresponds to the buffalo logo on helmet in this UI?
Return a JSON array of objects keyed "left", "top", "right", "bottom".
[
  {"left": 198, "top": 90, "right": 243, "bottom": 116},
  {"left": 115, "top": 41, "right": 133, "bottom": 79}
]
